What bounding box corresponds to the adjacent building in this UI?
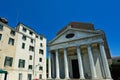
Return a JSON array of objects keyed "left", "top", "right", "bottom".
[
  {"left": 48, "top": 22, "right": 112, "bottom": 80},
  {"left": 112, "top": 56, "right": 120, "bottom": 63},
  {"left": 0, "top": 18, "right": 46, "bottom": 80}
]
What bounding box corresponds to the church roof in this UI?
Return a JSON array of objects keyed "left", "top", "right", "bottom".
[
  {"left": 57, "top": 22, "right": 94, "bottom": 35},
  {"left": 48, "top": 22, "right": 112, "bottom": 60}
]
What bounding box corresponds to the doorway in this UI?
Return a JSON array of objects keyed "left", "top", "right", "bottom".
[{"left": 72, "top": 59, "right": 80, "bottom": 78}]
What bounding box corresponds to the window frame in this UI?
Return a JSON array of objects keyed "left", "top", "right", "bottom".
[
  {"left": 29, "top": 55, "right": 32, "bottom": 60},
  {"left": 40, "top": 36, "right": 43, "bottom": 40},
  {"left": 19, "top": 73, "right": 22, "bottom": 80},
  {"left": 22, "top": 27, "right": 27, "bottom": 32},
  {"left": 40, "top": 43, "right": 43, "bottom": 47},
  {"left": 28, "top": 65, "right": 33, "bottom": 70},
  {"left": 29, "top": 31, "right": 33, "bottom": 35},
  {"left": 39, "top": 74, "right": 42, "bottom": 79},
  {"left": 28, "top": 74, "right": 32, "bottom": 80},
  {"left": 10, "top": 30, "right": 16, "bottom": 36},
  {"left": 18, "top": 59, "right": 25, "bottom": 68},
  {"left": 0, "top": 34, "right": 2, "bottom": 41},
  {"left": 39, "top": 49, "right": 44, "bottom": 54},
  {"left": 22, "top": 35, "right": 26, "bottom": 41},
  {"left": 30, "top": 39, "right": 34, "bottom": 43},
  {"left": 8, "top": 38, "right": 14, "bottom": 45},
  {"left": 39, "top": 66, "right": 43, "bottom": 71},
  {"left": 65, "top": 33, "right": 75, "bottom": 39},
  {"left": 36, "top": 35, "right": 38, "bottom": 38},
  {"left": 4, "top": 56, "right": 13, "bottom": 67},
  {"left": 0, "top": 24, "right": 3, "bottom": 30},
  {"left": 22, "top": 43, "right": 25, "bottom": 49},
  {"left": 29, "top": 46, "right": 34, "bottom": 52},
  {"left": 39, "top": 58, "right": 42, "bottom": 62}
]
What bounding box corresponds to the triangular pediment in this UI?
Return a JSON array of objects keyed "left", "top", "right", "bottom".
[{"left": 48, "top": 27, "right": 102, "bottom": 45}]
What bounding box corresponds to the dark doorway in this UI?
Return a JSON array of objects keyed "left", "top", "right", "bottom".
[{"left": 72, "top": 59, "right": 80, "bottom": 78}]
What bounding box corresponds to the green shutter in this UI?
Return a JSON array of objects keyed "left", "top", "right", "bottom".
[
  {"left": 10, "top": 58, "right": 13, "bottom": 66},
  {"left": 23, "top": 60, "right": 25, "bottom": 68},
  {"left": 0, "top": 70, "right": 8, "bottom": 73},
  {"left": 18, "top": 59, "right": 20, "bottom": 68},
  {"left": 4, "top": 57, "right": 7, "bottom": 67},
  {"left": 0, "top": 34, "right": 1, "bottom": 40}
]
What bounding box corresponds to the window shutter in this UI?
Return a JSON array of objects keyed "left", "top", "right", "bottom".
[
  {"left": 23, "top": 60, "right": 25, "bottom": 68},
  {"left": 10, "top": 58, "right": 13, "bottom": 66},
  {"left": 4, "top": 58, "right": 7, "bottom": 66},
  {"left": 18, "top": 59, "right": 20, "bottom": 67}
]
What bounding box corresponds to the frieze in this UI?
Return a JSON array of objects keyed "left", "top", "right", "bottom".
[{"left": 49, "top": 36, "right": 103, "bottom": 51}]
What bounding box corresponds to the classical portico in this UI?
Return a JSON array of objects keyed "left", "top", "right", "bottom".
[{"left": 48, "top": 22, "right": 112, "bottom": 80}]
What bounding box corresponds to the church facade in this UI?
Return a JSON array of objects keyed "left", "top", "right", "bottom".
[{"left": 48, "top": 22, "right": 112, "bottom": 80}]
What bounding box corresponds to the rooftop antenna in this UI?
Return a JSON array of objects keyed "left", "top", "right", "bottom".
[{"left": 16, "top": 9, "right": 20, "bottom": 25}]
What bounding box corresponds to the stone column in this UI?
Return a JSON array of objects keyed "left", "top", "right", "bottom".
[
  {"left": 52, "top": 53, "right": 55, "bottom": 78},
  {"left": 55, "top": 49, "right": 60, "bottom": 79},
  {"left": 77, "top": 46, "right": 85, "bottom": 79},
  {"left": 52, "top": 54, "right": 55, "bottom": 78},
  {"left": 87, "top": 44, "right": 97, "bottom": 79},
  {"left": 63, "top": 48, "right": 69, "bottom": 79},
  {"left": 99, "top": 42, "right": 112, "bottom": 79},
  {"left": 48, "top": 51, "right": 51, "bottom": 79}
]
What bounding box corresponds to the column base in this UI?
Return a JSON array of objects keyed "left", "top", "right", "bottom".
[
  {"left": 80, "top": 78, "right": 85, "bottom": 80},
  {"left": 55, "top": 77, "right": 60, "bottom": 80},
  {"left": 47, "top": 78, "right": 52, "bottom": 80},
  {"left": 80, "top": 76, "right": 85, "bottom": 79},
  {"left": 106, "top": 77, "right": 112, "bottom": 79},
  {"left": 47, "top": 77, "right": 52, "bottom": 79},
  {"left": 88, "top": 78, "right": 113, "bottom": 80},
  {"left": 91, "top": 76, "right": 97, "bottom": 79},
  {"left": 64, "top": 77, "right": 69, "bottom": 80}
]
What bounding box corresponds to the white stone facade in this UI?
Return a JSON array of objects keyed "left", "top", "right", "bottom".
[
  {"left": 48, "top": 22, "right": 112, "bottom": 80},
  {"left": 0, "top": 21, "right": 46, "bottom": 80}
]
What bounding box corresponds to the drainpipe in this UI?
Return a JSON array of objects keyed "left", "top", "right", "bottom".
[{"left": 33, "top": 38, "right": 36, "bottom": 80}]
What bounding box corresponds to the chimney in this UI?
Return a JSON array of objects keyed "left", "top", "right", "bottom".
[{"left": 0, "top": 17, "right": 8, "bottom": 24}]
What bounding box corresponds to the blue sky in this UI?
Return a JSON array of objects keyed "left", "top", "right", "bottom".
[{"left": 0, "top": 0, "right": 120, "bottom": 57}]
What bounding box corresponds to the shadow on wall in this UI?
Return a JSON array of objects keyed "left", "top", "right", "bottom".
[{"left": 110, "top": 61, "right": 120, "bottom": 80}]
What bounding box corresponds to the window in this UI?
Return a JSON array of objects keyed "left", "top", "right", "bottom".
[
  {"left": 22, "top": 43, "right": 25, "bottom": 49},
  {"left": 8, "top": 38, "right": 14, "bottom": 45},
  {"left": 22, "top": 35, "right": 26, "bottom": 41},
  {"left": 4, "top": 56, "right": 13, "bottom": 67},
  {"left": 0, "top": 34, "right": 2, "bottom": 40},
  {"left": 10, "top": 30, "right": 15, "bottom": 36},
  {"left": 19, "top": 73, "right": 22, "bottom": 80},
  {"left": 0, "top": 24, "right": 3, "bottom": 30},
  {"left": 40, "top": 43, "right": 43, "bottom": 47},
  {"left": 28, "top": 74, "right": 32, "bottom": 80},
  {"left": 29, "top": 46, "right": 34, "bottom": 52},
  {"left": 39, "top": 58, "right": 42, "bottom": 62},
  {"left": 40, "top": 36, "right": 43, "bottom": 40},
  {"left": 18, "top": 59, "right": 25, "bottom": 68},
  {"left": 39, "top": 66, "right": 43, "bottom": 70},
  {"left": 22, "top": 27, "right": 26, "bottom": 32},
  {"left": 30, "top": 39, "right": 34, "bottom": 43},
  {"left": 36, "top": 35, "right": 38, "bottom": 38},
  {"left": 29, "top": 55, "right": 32, "bottom": 60},
  {"left": 39, "top": 74, "right": 42, "bottom": 79},
  {"left": 39, "top": 49, "right": 43, "bottom": 54},
  {"left": 28, "top": 65, "right": 32, "bottom": 69},
  {"left": 66, "top": 33, "right": 75, "bottom": 38},
  {"left": 29, "top": 31, "right": 33, "bottom": 35}
]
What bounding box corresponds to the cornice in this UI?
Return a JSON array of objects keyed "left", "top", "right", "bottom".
[
  {"left": 48, "top": 27, "right": 103, "bottom": 44},
  {"left": 48, "top": 34, "right": 102, "bottom": 46}
]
